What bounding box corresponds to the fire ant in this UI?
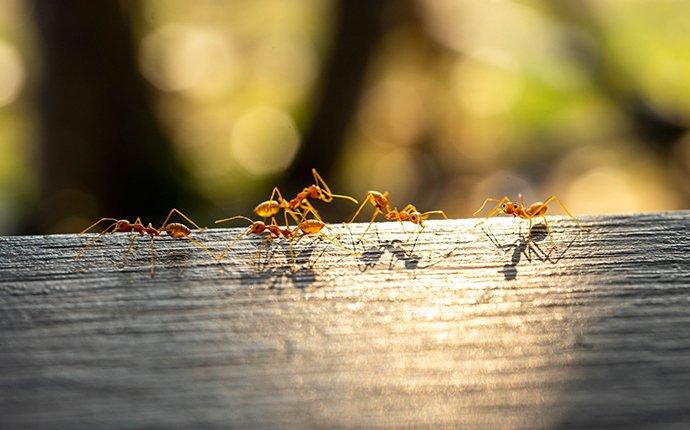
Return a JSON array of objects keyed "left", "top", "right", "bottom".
[
  {"left": 473, "top": 194, "right": 582, "bottom": 249},
  {"left": 76, "top": 208, "right": 213, "bottom": 276},
  {"left": 348, "top": 191, "right": 447, "bottom": 241},
  {"left": 253, "top": 168, "right": 357, "bottom": 227},
  {"left": 215, "top": 207, "right": 353, "bottom": 266}
]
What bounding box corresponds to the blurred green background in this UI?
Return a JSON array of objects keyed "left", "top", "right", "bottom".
[{"left": 0, "top": 0, "right": 689, "bottom": 234}]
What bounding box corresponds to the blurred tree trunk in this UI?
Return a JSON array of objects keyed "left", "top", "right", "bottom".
[
  {"left": 29, "top": 0, "right": 199, "bottom": 233},
  {"left": 286, "top": 0, "right": 390, "bottom": 189}
]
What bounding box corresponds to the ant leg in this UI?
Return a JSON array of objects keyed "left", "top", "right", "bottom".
[
  {"left": 287, "top": 233, "right": 306, "bottom": 268},
  {"left": 311, "top": 168, "right": 330, "bottom": 194},
  {"left": 311, "top": 168, "right": 357, "bottom": 204},
  {"left": 268, "top": 186, "right": 283, "bottom": 202},
  {"left": 416, "top": 210, "right": 448, "bottom": 230},
  {"left": 301, "top": 200, "right": 322, "bottom": 221},
  {"left": 214, "top": 217, "right": 256, "bottom": 261},
  {"left": 348, "top": 193, "right": 372, "bottom": 224},
  {"left": 120, "top": 231, "right": 138, "bottom": 268},
  {"left": 541, "top": 196, "right": 583, "bottom": 229},
  {"left": 409, "top": 229, "right": 426, "bottom": 259},
  {"left": 75, "top": 221, "right": 118, "bottom": 260},
  {"left": 283, "top": 207, "right": 303, "bottom": 227},
  {"left": 282, "top": 210, "right": 291, "bottom": 230},
  {"left": 392, "top": 208, "right": 407, "bottom": 234},
  {"left": 185, "top": 236, "right": 216, "bottom": 259},
  {"left": 526, "top": 217, "right": 533, "bottom": 243},
  {"left": 541, "top": 216, "right": 558, "bottom": 249},
  {"left": 160, "top": 208, "right": 205, "bottom": 231},
  {"left": 473, "top": 196, "right": 510, "bottom": 217},
  {"left": 256, "top": 235, "right": 274, "bottom": 267},
  {"left": 149, "top": 234, "right": 156, "bottom": 277},
  {"left": 160, "top": 208, "right": 177, "bottom": 228},
  {"left": 216, "top": 228, "right": 251, "bottom": 262},
  {"left": 358, "top": 209, "right": 382, "bottom": 242},
  {"left": 321, "top": 226, "right": 360, "bottom": 257},
  {"left": 80, "top": 218, "right": 119, "bottom": 235},
  {"left": 486, "top": 196, "right": 512, "bottom": 218}
]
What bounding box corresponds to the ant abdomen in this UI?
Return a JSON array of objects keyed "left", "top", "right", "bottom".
[
  {"left": 161, "top": 222, "right": 191, "bottom": 238},
  {"left": 254, "top": 200, "right": 281, "bottom": 218},
  {"left": 299, "top": 219, "right": 325, "bottom": 235},
  {"left": 527, "top": 203, "right": 548, "bottom": 217}
]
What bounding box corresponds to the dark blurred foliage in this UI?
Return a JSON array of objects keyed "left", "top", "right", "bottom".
[
  {"left": 28, "top": 0, "right": 201, "bottom": 233},
  {"left": 287, "top": 0, "right": 390, "bottom": 187}
]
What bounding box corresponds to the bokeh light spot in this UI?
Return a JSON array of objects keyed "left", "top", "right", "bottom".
[
  {"left": 453, "top": 52, "right": 524, "bottom": 118},
  {"left": 251, "top": 34, "right": 319, "bottom": 105},
  {"left": 140, "top": 24, "right": 240, "bottom": 94},
  {"left": 231, "top": 106, "right": 300, "bottom": 175},
  {"left": 0, "top": 40, "right": 24, "bottom": 108}
]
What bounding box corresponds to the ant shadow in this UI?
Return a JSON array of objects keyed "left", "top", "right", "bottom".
[
  {"left": 345, "top": 225, "right": 455, "bottom": 273},
  {"left": 227, "top": 236, "right": 340, "bottom": 291},
  {"left": 341, "top": 225, "right": 419, "bottom": 272},
  {"left": 77, "top": 234, "right": 198, "bottom": 278},
  {"left": 482, "top": 223, "right": 575, "bottom": 281}
]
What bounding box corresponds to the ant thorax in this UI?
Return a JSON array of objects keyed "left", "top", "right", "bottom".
[{"left": 384, "top": 211, "right": 407, "bottom": 221}]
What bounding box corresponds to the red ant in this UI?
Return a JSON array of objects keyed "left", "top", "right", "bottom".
[
  {"left": 385, "top": 204, "right": 447, "bottom": 228},
  {"left": 253, "top": 168, "right": 357, "bottom": 227},
  {"left": 473, "top": 194, "right": 582, "bottom": 249},
  {"left": 348, "top": 191, "right": 447, "bottom": 240},
  {"left": 76, "top": 208, "right": 213, "bottom": 276},
  {"left": 215, "top": 207, "right": 353, "bottom": 266}
]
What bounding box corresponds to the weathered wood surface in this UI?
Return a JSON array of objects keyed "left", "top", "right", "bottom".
[{"left": 1, "top": 211, "right": 689, "bottom": 429}]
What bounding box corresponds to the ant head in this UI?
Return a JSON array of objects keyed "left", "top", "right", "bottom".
[
  {"left": 372, "top": 192, "right": 390, "bottom": 210},
  {"left": 248, "top": 221, "right": 266, "bottom": 235},
  {"left": 409, "top": 212, "right": 421, "bottom": 224},
  {"left": 306, "top": 185, "right": 323, "bottom": 199},
  {"left": 501, "top": 201, "right": 519, "bottom": 214},
  {"left": 114, "top": 220, "right": 131, "bottom": 231}
]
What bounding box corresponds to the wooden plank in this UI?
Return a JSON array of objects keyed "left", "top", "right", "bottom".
[{"left": 0, "top": 211, "right": 689, "bottom": 429}]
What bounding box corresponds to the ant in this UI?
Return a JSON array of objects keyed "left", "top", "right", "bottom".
[
  {"left": 253, "top": 168, "right": 357, "bottom": 227},
  {"left": 348, "top": 191, "right": 447, "bottom": 241},
  {"left": 76, "top": 208, "right": 213, "bottom": 276},
  {"left": 473, "top": 194, "right": 582, "bottom": 249},
  {"left": 216, "top": 207, "right": 353, "bottom": 267}
]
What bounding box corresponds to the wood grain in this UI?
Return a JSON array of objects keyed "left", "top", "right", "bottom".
[{"left": 1, "top": 211, "right": 689, "bottom": 429}]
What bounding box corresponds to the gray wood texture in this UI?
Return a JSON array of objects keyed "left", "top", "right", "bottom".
[{"left": 1, "top": 211, "right": 689, "bottom": 429}]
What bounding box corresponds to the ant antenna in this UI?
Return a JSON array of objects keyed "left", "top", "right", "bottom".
[
  {"left": 312, "top": 168, "right": 358, "bottom": 204},
  {"left": 214, "top": 215, "right": 258, "bottom": 261},
  {"left": 76, "top": 221, "right": 119, "bottom": 260},
  {"left": 215, "top": 215, "right": 254, "bottom": 225},
  {"left": 80, "top": 218, "right": 119, "bottom": 235}
]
